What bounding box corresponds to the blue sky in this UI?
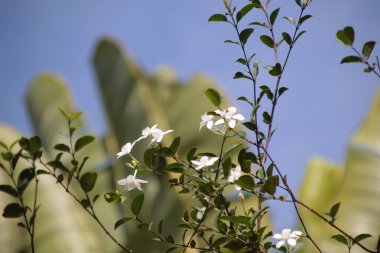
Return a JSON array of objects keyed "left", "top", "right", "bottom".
[{"left": 1, "top": 0, "right": 379, "bottom": 230}]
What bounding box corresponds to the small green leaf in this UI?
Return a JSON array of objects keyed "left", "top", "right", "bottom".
[
  {"left": 239, "top": 28, "right": 254, "bottom": 46},
  {"left": 233, "top": 72, "right": 252, "bottom": 80},
  {"left": 253, "top": 61, "right": 259, "bottom": 78},
  {"left": 158, "top": 219, "right": 164, "bottom": 234},
  {"left": 1, "top": 151, "right": 13, "bottom": 161},
  {"left": 340, "top": 55, "right": 363, "bottom": 64},
  {"left": 54, "top": 143, "right": 71, "bottom": 153},
  {"left": 81, "top": 199, "right": 91, "bottom": 208},
  {"left": 270, "top": 8, "right": 280, "bottom": 25},
  {"left": 104, "top": 192, "right": 122, "bottom": 203},
  {"left": 235, "top": 175, "right": 255, "bottom": 190},
  {"left": 114, "top": 217, "right": 133, "bottom": 230},
  {"left": 278, "top": 87, "right": 288, "bottom": 96},
  {"left": 29, "top": 136, "right": 41, "bottom": 154},
  {"left": 282, "top": 32, "right": 292, "bottom": 45},
  {"left": 299, "top": 14, "right": 312, "bottom": 25},
  {"left": 186, "top": 147, "right": 197, "bottom": 162},
  {"left": 295, "top": 0, "right": 302, "bottom": 7},
  {"left": 79, "top": 172, "right": 97, "bottom": 192},
  {"left": 336, "top": 26, "right": 355, "bottom": 46},
  {"left": 260, "top": 35, "right": 274, "bottom": 48},
  {"left": 17, "top": 168, "right": 35, "bottom": 194},
  {"left": 58, "top": 108, "right": 69, "bottom": 121},
  {"left": 170, "top": 137, "right": 181, "bottom": 153},
  {"left": 250, "top": 206, "right": 269, "bottom": 225},
  {"left": 263, "top": 175, "right": 279, "bottom": 195},
  {"left": 208, "top": 14, "right": 228, "bottom": 22},
  {"left": 204, "top": 88, "right": 222, "bottom": 107},
  {"left": 269, "top": 63, "right": 282, "bottom": 76},
  {"left": 131, "top": 193, "right": 144, "bottom": 215},
  {"left": 74, "top": 135, "right": 95, "bottom": 152},
  {"left": 165, "top": 163, "right": 184, "bottom": 173},
  {"left": 0, "top": 141, "right": 8, "bottom": 150},
  {"left": 236, "top": 4, "right": 255, "bottom": 23},
  {"left": 220, "top": 215, "right": 250, "bottom": 226},
  {"left": 70, "top": 112, "right": 82, "bottom": 121},
  {"left": 295, "top": 30, "right": 306, "bottom": 43},
  {"left": 353, "top": 234, "right": 372, "bottom": 245},
  {"left": 331, "top": 234, "right": 349, "bottom": 246},
  {"left": 224, "top": 40, "right": 239, "bottom": 45},
  {"left": 222, "top": 158, "right": 232, "bottom": 178},
  {"left": 362, "top": 41, "right": 376, "bottom": 59},
  {"left": 157, "top": 147, "right": 175, "bottom": 157},
  {"left": 236, "top": 58, "right": 247, "bottom": 65},
  {"left": 283, "top": 16, "right": 295, "bottom": 26},
  {"left": 330, "top": 202, "right": 341, "bottom": 219},
  {"left": 47, "top": 160, "right": 68, "bottom": 172},
  {"left": 0, "top": 185, "right": 18, "bottom": 198},
  {"left": 2, "top": 203, "right": 24, "bottom": 218}
]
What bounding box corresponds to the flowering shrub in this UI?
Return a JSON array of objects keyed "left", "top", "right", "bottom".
[{"left": 1, "top": 0, "right": 380, "bottom": 253}]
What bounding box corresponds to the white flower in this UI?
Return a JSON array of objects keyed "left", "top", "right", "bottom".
[
  {"left": 150, "top": 129, "right": 174, "bottom": 144},
  {"left": 215, "top": 107, "right": 245, "bottom": 129},
  {"left": 228, "top": 165, "right": 242, "bottom": 190},
  {"left": 196, "top": 207, "right": 206, "bottom": 220},
  {"left": 142, "top": 124, "right": 158, "bottom": 138},
  {"left": 116, "top": 142, "right": 134, "bottom": 158},
  {"left": 191, "top": 156, "right": 219, "bottom": 170},
  {"left": 117, "top": 170, "right": 148, "bottom": 191},
  {"left": 200, "top": 113, "right": 214, "bottom": 130},
  {"left": 273, "top": 229, "right": 302, "bottom": 249}
]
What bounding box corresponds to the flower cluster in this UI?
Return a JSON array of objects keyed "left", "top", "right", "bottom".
[
  {"left": 200, "top": 106, "right": 244, "bottom": 133},
  {"left": 116, "top": 124, "right": 173, "bottom": 158},
  {"left": 116, "top": 124, "right": 173, "bottom": 192}
]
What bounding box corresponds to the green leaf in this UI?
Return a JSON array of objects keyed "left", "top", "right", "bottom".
[
  {"left": 158, "top": 219, "right": 164, "bottom": 234},
  {"left": 260, "top": 35, "right": 274, "bottom": 48},
  {"left": 204, "top": 88, "right": 222, "bottom": 107},
  {"left": 0, "top": 185, "right": 18, "bottom": 198},
  {"left": 17, "top": 168, "right": 35, "bottom": 194},
  {"left": 282, "top": 32, "right": 292, "bottom": 45},
  {"left": 295, "top": 0, "right": 302, "bottom": 7},
  {"left": 165, "top": 163, "right": 184, "bottom": 173},
  {"left": 336, "top": 26, "right": 355, "bottom": 46},
  {"left": 235, "top": 175, "right": 255, "bottom": 190},
  {"left": 74, "top": 135, "right": 95, "bottom": 152},
  {"left": 278, "top": 87, "right": 288, "bottom": 96},
  {"left": 114, "top": 217, "right": 133, "bottom": 230},
  {"left": 157, "top": 147, "right": 175, "bottom": 157},
  {"left": 362, "top": 41, "right": 376, "bottom": 59},
  {"left": 331, "top": 234, "right": 349, "bottom": 246},
  {"left": 233, "top": 72, "right": 252, "bottom": 80},
  {"left": 353, "top": 234, "right": 372, "bottom": 245},
  {"left": 295, "top": 30, "right": 306, "bottom": 43},
  {"left": 47, "top": 160, "right": 68, "bottom": 172},
  {"left": 340, "top": 55, "right": 363, "bottom": 64},
  {"left": 239, "top": 28, "right": 254, "bottom": 46},
  {"left": 54, "top": 143, "right": 71, "bottom": 153},
  {"left": 186, "top": 147, "right": 197, "bottom": 162},
  {"left": 144, "top": 148, "right": 156, "bottom": 167},
  {"left": 270, "top": 8, "right": 280, "bottom": 25},
  {"left": 79, "top": 172, "right": 97, "bottom": 193},
  {"left": 208, "top": 14, "right": 228, "bottom": 22},
  {"left": 236, "top": 58, "right": 247, "bottom": 65},
  {"left": 224, "top": 40, "right": 239, "bottom": 45},
  {"left": 170, "top": 137, "right": 181, "bottom": 153},
  {"left": 29, "top": 136, "right": 41, "bottom": 154},
  {"left": 58, "top": 108, "right": 69, "bottom": 121},
  {"left": 220, "top": 215, "right": 250, "bottom": 226},
  {"left": 81, "top": 199, "right": 91, "bottom": 208},
  {"left": 2, "top": 203, "right": 24, "bottom": 218},
  {"left": 236, "top": 4, "right": 255, "bottom": 23},
  {"left": 70, "top": 111, "right": 82, "bottom": 121},
  {"left": 250, "top": 206, "right": 269, "bottom": 225},
  {"left": 329, "top": 202, "right": 341, "bottom": 219},
  {"left": 269, "top": 63, "right": 282, "bottom": 76},
  {"left": 253, "top": 61, "right": 259, "bottom": 78},
  {"left": 104, "top": 192, "right": 122, "bottom": 203},
  {"left": 263, "top": 175, "right": 279, "bottom": 195},
  {"left": 283, "top": 16, "right": 295, "bottom": 26},
  {"left": 299, "top": 14, "right": 312, "bottom": 25},
  {"left": 222, "top": 158, "right": 232, "bottom": 179},
  {"left": 0, "top": 141, "right": 7, "bottom": 150},
  {"left": 131, "top": 193, "right": 144, "bottom": 215}
]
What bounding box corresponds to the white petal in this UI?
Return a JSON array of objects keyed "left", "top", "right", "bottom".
[
  {"left": 116, "top": 151, "right": 126, "bottom": 158},
  {"left": 191, "top": 160, "right": 201, "bottom": 166},
  {"left": 233, "top": 114, "right": 245, "bottom": 121},
  {"left": 290, "top": 230, "right": 302, "bottom": 238},
  {"left": 214, "top": 119, "right": 225, "bottom": 125},
  {"left": 287, "top": 238, "right": 297, "bottom": 247},
  {"left": 206, "top": 121, "right": 214, "bottom": 129},
  {"left": 273, "top": 233, "right": 282, "bottom": 240},
  {"left": 276, "top": 240, "right": 285, "bottom": 249},
  {"left": 208, "top": 157, "right": 219, "bottom": 165},
  {"left": 228, "top": 120, "right": 236, "bottom": 128},
  {"left": 136, "top": 179, "right": 148, "bottom": 184},
  {"left": 117, "top": 178, "right": 128, "bottom": 185},
  {"left": 227, "top": 107, "right": 237, "bottom": 114}
]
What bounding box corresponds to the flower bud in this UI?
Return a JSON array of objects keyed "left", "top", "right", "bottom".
[{"left": 238, "top": 192, "right": 245, "bottom": 202}]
